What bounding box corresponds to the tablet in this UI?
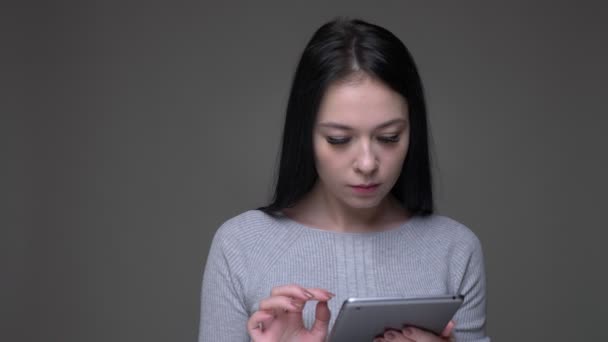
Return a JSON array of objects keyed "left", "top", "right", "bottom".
[{"left": 328, "top": 295, "right": 463, "bottom": 342}]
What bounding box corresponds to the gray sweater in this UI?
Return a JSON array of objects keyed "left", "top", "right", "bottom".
[{"left": 198, "top": 210, "right": 490, "bottom": 341}]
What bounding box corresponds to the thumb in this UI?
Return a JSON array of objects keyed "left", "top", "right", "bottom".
[
  {"left": 310, "top": 301, "right": 331, "bottom": 337},
  {"left": 441, "top": 320, "right": 455, "bottom": 338}
]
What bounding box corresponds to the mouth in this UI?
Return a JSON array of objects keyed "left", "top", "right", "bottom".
[
  {"left": 349, "top": 183, "right": 380, "bottom": 195},
  {"left": 352, "top": 183, "right": 380, "bottom": 188}
]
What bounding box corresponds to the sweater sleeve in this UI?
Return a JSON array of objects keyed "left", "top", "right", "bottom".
[
  {"left": 198, "top": 224, "right": 250, "bottom": 342},
  {"left": 452, "top": 236, "right": 491, "bottom": 342}
]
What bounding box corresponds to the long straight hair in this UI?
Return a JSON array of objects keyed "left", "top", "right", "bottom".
[{"left": 259, "top": 18, "right": 433, "bottom": 216}]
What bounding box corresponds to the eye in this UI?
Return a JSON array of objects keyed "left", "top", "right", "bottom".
[
  {"left": 378, "top": 135, "right": 400, "bottom": 143},
  {"left": 326, "top": 136, "right": 351, "bottom": 145}
]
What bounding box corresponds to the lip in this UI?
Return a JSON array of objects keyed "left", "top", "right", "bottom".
[
  {"left": 349, "top": 183, "right": 380, "bottom": 195},
  {"left": 352, "top": 184, "right": 379, "bottom": 188}
]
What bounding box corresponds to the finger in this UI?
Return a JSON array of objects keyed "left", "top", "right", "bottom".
[
  {"left": 309, "top": 301, "right": 331, "bottom": 336},
  {"left": 270, "top": 284, "right": 317, "bottom": 301},
  {"left": 440, "top": 320, "right": 455, "bottom": 338},
  {"left": 384, "top": 329, "right": 415, "bottom": 341},
  {"left": 402, "top": 326, "right": 443, "bottom": 341},
  {"left": 247, "top": 310, "right": 275, "bottom": 339},
  {"left": 259, "top": 295, "right": 304, "bottom": 313},
  {"left": 303, "top": 287, "right": 336, "bottom": 301}
]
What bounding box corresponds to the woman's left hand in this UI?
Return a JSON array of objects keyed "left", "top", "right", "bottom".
[{"left": 373, "top": 320, "right": 455, "bottom": 342}]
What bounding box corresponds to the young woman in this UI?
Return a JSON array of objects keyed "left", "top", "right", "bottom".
[{"left": 198, "top": 18, "right": 489, "bottom": 342}]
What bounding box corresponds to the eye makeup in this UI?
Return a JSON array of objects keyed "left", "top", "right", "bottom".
[
  {"left": 325, "top": 133, "right": 402, "bottom": 145},
  {"left": 377, "top": 135, "right": 400, "bottom": 143},
  {"left": 326, "top": 137, "right": 350, "bottom": 145}
]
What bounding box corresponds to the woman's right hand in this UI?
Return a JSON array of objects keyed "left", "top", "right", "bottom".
[{"left": 247, "top": 284, "right": 335, "bottom": 342}]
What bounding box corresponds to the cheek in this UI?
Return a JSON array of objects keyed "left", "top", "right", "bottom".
[
  {"left": 314, "top": 141, "right": 347, "bottom": 178},
  {"left": 315, "top": 145, "right": 341, "bottom": 173},
  {"left": 313, "top": 139, "right": 329, "bottom": 171},
  {"left": 382, "top": 143, "right": 409, "bottom": 174}
]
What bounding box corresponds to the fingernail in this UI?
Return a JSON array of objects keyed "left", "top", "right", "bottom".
[
  {"left": 291, "top": 300, "right": 302, "bottom": 308},
  {"left": 304, "top": 290, "right": 314, "bottom": 298},
  {"left": 402, "top": 327, "right": 413, "bottom": 336},
  {"left": 385, "top": 331, "right": 396, "bottom": 340},
  {"left": 327, "top": 291, "right": 336, "bottom": 297}
]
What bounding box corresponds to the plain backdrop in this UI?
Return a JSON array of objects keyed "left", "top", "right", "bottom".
[{"left": 4, "top": 1, "right": 608, "bottom": 341}]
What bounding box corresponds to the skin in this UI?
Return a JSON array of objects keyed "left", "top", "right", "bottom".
[
  {"left": 286, "top": 74, "right": 411, "bottom": 232},
  {"left": 373, "top": 321, "right": 455, "bottom": 342},
  {"left": 247, "top": 75, "right": 453, "bottom": 341},
  {"left": 247, "top": 284, "right": 334, "bottom": 342}
]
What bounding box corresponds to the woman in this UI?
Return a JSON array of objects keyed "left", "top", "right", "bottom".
[{"left": 198, "top": 18, "right": 489, "bottom": 342}]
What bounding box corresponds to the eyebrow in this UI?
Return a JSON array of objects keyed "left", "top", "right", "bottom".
[{"left": 317, "top": 118, "right": 408, "bottom": 131}]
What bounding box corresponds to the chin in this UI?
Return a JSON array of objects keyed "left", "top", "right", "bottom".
[{"left": 343, "top": 196, "right": 385, "bottom": 209}]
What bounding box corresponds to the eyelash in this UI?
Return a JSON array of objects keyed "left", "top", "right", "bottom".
[{"left": 326, "top": 135, "right": 400, "bottom": 145}]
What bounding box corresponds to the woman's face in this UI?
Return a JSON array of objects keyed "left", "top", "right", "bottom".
[{"left": 313, "top": 75, "right": 409, "bottom": 210}]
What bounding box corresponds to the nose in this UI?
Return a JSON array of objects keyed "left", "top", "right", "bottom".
[{"left": 354, "top": 140, "right": 378, "bottom": 175}]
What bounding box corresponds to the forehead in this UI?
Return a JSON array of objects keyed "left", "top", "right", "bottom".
[{"left": 316, "top": 76, "right": 408, "bottom": 126}]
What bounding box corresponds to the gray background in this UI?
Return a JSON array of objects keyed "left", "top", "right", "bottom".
[{"left": 4, "top": 1, "right": 608, "bottom": 341}]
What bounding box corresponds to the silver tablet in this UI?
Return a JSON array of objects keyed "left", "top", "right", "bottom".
[{"left": 328, "top": 295, "right": 463, "bottom": 342}]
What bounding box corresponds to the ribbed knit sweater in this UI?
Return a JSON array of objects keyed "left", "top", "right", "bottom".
[{"left": 198, "top": 210, "right": 490, "bottom": 341}]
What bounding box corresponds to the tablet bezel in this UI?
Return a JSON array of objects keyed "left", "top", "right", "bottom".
[{"left": 328, "top": 294, "right": 464, "bottom": 342}]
